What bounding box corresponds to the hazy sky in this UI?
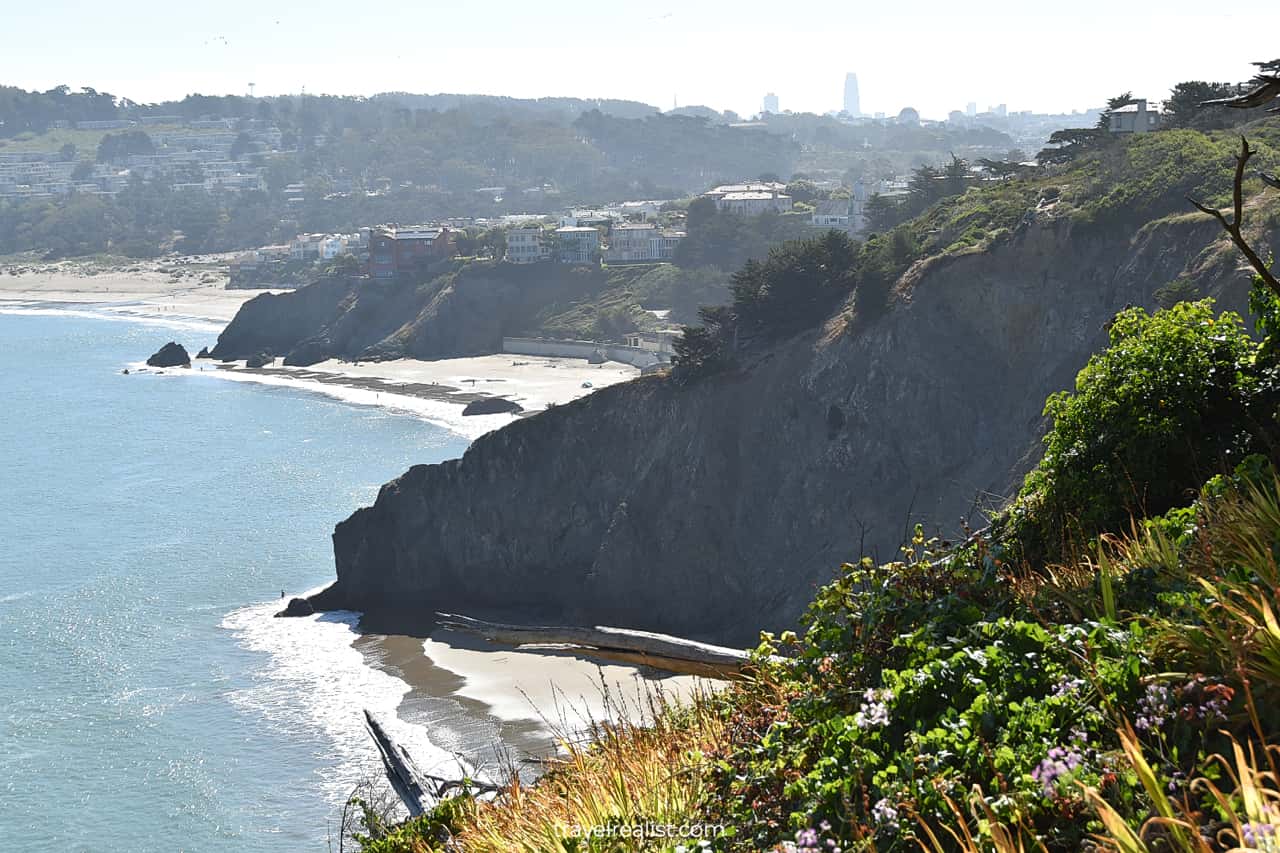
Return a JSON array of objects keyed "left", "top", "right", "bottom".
[{"left": 6, "top": 0, "right": 1275, "bottom": 118}]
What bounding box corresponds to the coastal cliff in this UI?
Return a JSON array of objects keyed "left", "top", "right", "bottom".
[
  {"left": 209, "top": 262, "right": 644, "bottom": 365},
  {"left": 310, "top": 213, "right": 1257, "bottom": 645}
]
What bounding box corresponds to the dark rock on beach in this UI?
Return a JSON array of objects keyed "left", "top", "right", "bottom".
[
  {"left": 245, "top": 352, "right": 273, "bottom": 369},
  {"left": 461, "top": 397, "right": 523, "bottom": 416},
  {"left": 275, "top": 597, "right": 315, "bottom": 617},
  {"left": 146, "top": 342, "right": 191, "bottom": 368},
  {"left": 282, "top": 339, "right": 329, "bottom": 367},
  {"left": 196, "top": 346, "right": 211, "bottom": 359}
]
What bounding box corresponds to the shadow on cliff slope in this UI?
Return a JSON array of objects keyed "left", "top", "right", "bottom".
[{"left": 309, "top": 208, "right": 1265, "bottom": 645}]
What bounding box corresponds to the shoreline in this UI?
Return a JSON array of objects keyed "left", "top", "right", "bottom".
[
  {"left": 1, "top": 270, "right": 641, "bottom": 440},
  {"left": 145, "top": 354, "right": 638, "bottom": 441},
  {"left": 4, "top": 273, "right": 678, "bottom": 772},
  {"left": 351, "top": 624, "right": 712, "bottom": 780},
  {"left": 0, "top": 259, "right": 270, "bottom": 324}
]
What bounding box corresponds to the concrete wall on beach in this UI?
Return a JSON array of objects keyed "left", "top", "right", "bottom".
[{"left": 502, "top": 336, "right": 664, "bottom": 368}]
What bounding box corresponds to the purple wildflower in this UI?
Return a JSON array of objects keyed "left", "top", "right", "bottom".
[
  {"left": 1177, "top": 676, "right": 1234, "bottom": 724},
  {"left": 1032, "top": 746, "right": 1083, "bottom": 797},
  {"left": 1052, "top": 676, "right": 1085, "bottom": 698},
  {"left": 872, "top": 798, "right": 899, "bottom": 825},
  {"left": 1135, "top": 683, "right": 1172, "bottom": 732},
  {"left": 1240, "top": 821, "right": 1279, "bottom": 849}
]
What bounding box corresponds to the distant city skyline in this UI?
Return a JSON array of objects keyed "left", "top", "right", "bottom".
[
  {"left": 843, "top": 73, "right": 861, "bottom": 117},
  {"left": 5, "top": 0, "right": 1274, "bottom": 120}
]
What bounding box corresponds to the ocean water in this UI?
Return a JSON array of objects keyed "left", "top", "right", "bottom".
[{"left": 0, "top": 311, "right": 473, "bottom": 851}]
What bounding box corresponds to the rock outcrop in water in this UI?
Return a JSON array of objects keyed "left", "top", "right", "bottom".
[
  {"left": 275, "top": 597, "right": 315, "bottom": 618},
  {"left": 308, "top": 214, "right": 1260, "bottom": 645},
  {"left": 146, "top": 342, "right": 191, "bottom": 368}
]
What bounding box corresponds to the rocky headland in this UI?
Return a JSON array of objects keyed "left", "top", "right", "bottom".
[
  {"left": 208, "top": 262, "right": 628, "bottom": 366},
  {"left": 307, "top": 212, "right": 1261, "bottom": 645}
]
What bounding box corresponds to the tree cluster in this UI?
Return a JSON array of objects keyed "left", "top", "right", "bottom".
[{"left": 673, "top": 231, "right": 862, "bottom": 379}]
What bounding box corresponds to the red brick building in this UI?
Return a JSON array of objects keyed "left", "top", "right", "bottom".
[{"left": 366, "top": 225, "right": 456, "bottom": 278}]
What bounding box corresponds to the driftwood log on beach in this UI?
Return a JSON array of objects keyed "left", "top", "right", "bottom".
[
  {"left": 364, "top": 710, "right": 430, "bottom": 816},
  {"left": 434, "top": 612, "right": 756, "bottom": 675},
  {"left": 363, "top": 709, "right": 499, "bottom": 817}
]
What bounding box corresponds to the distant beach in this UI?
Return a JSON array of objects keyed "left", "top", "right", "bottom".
[
  {"left": 1, "top": 262, "right": 641, "bottom": 439},
  {"left": 0, "top": 253, "right": 261, "bottom": 322}
]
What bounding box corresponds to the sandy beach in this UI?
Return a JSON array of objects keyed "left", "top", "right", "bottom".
[
  {"left": 354, "top": 628, "right": 713, "bottom": 779},
  {"left": 0, "top": 258, "right": 272, "bottom": 323},
  {"left": 189, "top": 355, "right": 638, "bottom": 440}
]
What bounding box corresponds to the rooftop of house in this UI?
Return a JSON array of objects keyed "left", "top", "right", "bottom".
[
  {"left": 707, "top": 181, "right": 788, "bottom": 195},
  {"left": 814, "top": 200, "right": 850, "bottom": 216},
  {"left": 720, "top": 191, "right": 791, "bottom": 201},
  {"left": 374, "top": 225, "right": 448, "bottom": 240},
  {"left": 555, "top": 226, "right": 599, "bottom": 233},
  {"left": 1110, "top": 101, "right": 1157, "bottom": 114}
]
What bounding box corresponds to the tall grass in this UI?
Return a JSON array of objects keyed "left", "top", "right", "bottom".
[{"left": 462, "top": 683, "right": 724, "bottom": 852}]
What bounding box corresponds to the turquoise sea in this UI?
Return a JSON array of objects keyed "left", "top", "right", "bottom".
[{"left": 0, "top": 310, "right": 474, "bottom": 851}]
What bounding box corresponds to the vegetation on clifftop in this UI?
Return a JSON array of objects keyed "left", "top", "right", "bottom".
[{"left": 671, "top": 119, "right": 1280, "bottom": 383}]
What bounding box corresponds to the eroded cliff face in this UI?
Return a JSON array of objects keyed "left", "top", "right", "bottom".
[
  {"left": 313, "top": 216, "right": 1255, "bottom": 644},
  {"left": 209, "top": 263, "right": 613, "bottom": 365}
]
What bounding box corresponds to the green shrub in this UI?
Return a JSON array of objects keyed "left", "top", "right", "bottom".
[
  {"left": 1001, "top": 299, "right": 1271, "bottom": 563},
  {"left": 710, "top": 531, "right": 1157, "bottom": 852}
]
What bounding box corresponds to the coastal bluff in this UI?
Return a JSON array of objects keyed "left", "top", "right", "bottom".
[
  {"left": 310, "top": 216, "right": 1255, "bottom": 645},
  {"left": 209, "top": 263, "right": 622, "bottom": 366}
]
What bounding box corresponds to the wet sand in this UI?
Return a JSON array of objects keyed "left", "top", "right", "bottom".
[{"left": 352, "top": 627, "right": 714, "bottom": 781}]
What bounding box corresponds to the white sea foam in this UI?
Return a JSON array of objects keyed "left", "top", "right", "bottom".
[
  {"left": 221, "top": 597, "right": 471, "bottom": 808},
  {"left": 186, "top": 365, "right": 513, "bottom": 440}
]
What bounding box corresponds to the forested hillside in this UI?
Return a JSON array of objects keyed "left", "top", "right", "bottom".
[{"left": 0, "top": 84, "right": 1014, "bottom": 258}]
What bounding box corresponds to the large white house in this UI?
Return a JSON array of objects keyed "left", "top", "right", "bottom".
[
  {"left": 715, "top": 191, "right": 792, "bottom": 216},
  {"left": 602, "top": 223, "right": 686, "bottom": 263},
  {"left": 555, "top": 226, "right": 601, "bottom": 264},
  {"left": 624, "top": 329, "right": 682, "bottom": 356},
  {"left": 505, "top": 227, "right": 550, "bottom": 264},
  {"left": 702, "top": 181, "right": 788, "bottom": 201}
]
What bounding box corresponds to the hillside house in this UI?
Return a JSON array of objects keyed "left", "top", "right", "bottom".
[
  {"left": 366, "top": 225, "right": 456, "bottom": 278},
  {"left": 1108, "top": 100, "right": 1161, "bottom": 134},
  {"left": 506, "top": 227, "right": 550, "bottom": 264},
  {"left": 554, "top": 226, "right": 600, "bottom": 264},
  {"left": 812, "top": 199, "right": 851, "bottom": 229}
]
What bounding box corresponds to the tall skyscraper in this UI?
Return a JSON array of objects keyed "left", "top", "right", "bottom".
[
  {"left": 763, "top": 92, "right": 780, "bottom": 114},
  {"left": 843, "top": 73, "right": 860, "bottom": 117}
]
